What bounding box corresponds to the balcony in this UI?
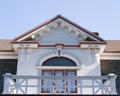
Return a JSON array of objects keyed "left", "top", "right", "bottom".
[{"left": 3, "top": 73, "right": 117, "bottom": 95}]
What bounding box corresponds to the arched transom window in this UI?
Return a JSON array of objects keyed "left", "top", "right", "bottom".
[{"left": 42, "top": 57, "right": 76, "bottom": 66}]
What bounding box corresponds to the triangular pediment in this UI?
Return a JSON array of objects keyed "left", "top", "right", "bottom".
[{"left": 13, "top": 15, "right": 106, "bottom": 44}]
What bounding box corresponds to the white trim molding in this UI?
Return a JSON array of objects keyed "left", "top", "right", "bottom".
[
  {"left": 101, "top": 53, "right": 120, "bottom": 60},
  {"left": 36, "top": 66, "right": 82, "bottom": 70},
  {"left": 37, "top": 52, "right": 81, "bottom": 67},
  {"left": 0, "top": 52, "right": 18, "bottom": 59}
]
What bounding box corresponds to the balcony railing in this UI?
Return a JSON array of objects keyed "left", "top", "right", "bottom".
[{"left": 3, "top": 73, "right": 117, "bottom": 95}]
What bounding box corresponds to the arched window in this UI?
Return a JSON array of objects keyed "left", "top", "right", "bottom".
[{"left": 42, "top": 57, "right": 76, "bottom": 66}]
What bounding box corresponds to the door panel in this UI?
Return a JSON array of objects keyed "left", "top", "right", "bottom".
[
  {"left": 67, "top": 70, "right": 76, "bottom": 93},
  {"left": 42, "top": 70, "right": 52, "bottom": 93},
  {"left": 41, "top": 70, "right": 77, "bottom": 93},
  {"left": 54, "top": 70, "right": 65, "bottom": 93}
]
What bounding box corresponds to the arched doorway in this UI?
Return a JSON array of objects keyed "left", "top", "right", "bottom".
[{"left": 41, "top": 57, "right": 77, "bottom": 93}]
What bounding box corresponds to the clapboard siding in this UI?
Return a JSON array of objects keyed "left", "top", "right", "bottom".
[
  {"left": 101, "top": 60, "right": 120, "bottom": 95},
  {"left": 0, "top": 59, "right": 17, "bottom": 94}
]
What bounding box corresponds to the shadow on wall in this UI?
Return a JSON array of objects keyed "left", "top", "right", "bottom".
[
  {"left": 87, "top": 64, "right": 100, "bottom": 76},
  {"left": 79, "top": 63, "right": 101, "bottom": 76}
]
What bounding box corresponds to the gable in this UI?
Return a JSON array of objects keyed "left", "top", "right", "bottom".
[
  {"left": 13, "top": 15, "right": 106, "bottom": 44},
  {"left": 38, "top": 26, "right": 81, "bottom": 45}
]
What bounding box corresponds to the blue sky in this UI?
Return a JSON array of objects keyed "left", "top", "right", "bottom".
[{"left": 0, "top": 0, "right": 120, "bottom": 40}]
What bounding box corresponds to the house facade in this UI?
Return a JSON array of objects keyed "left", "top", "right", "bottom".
[{"left": 0, "top": 15, "right": 120, "bottom": 95}]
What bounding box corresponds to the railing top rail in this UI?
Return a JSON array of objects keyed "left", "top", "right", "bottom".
[{"left": 3, "top": 74, "right": 116, "bottom": 80}]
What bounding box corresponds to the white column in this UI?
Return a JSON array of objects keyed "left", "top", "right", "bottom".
[
  {"left": 88, "top": 46, "right": 92, "bottom": 64},
  {"left": 94, "top": 47, "right": 101, "bottom": 76},
  {"left": 17, "top": 48, "right": 25, "bottom": 75},
  {"left": 26, "top": 48, "right": 32, "bottom": 61},
  {"left": 18, "top": 48, "right": 25, "bottom": 61},
  {"left": 2, "top": 73, "right": 11, "bottom": 94},
  {"left": 108, "top": 73, "right": 117, "bottom": 95}
]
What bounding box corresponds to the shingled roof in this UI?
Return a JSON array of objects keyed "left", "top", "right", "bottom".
[
  {"left": 0, "top": 39, "right": 13, "bottom": 52},
  {"left": 0, "top": 39, "right": 120, "bottom": 53},
  {"left": 104, "top": 40, "right": 120, "bottom": 53}
]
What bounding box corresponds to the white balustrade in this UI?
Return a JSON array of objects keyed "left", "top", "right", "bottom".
[{"left": 3, "top": 73, "right": 117, "bottom": 95}]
